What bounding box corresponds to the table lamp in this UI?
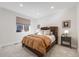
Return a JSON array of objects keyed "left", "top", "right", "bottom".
[{"left": 64, "top": 30, "right": 69, "bottom": 37}]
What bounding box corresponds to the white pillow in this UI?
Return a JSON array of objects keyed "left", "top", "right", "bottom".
[
  {"left": 44, "top": 30, "right": 50, "bottom": 35},
  {"left": 50, "top": 32, "right": 53, "bottom": 35},
  {"left": 37, "top": 30, "right": 44, "bottom": 35},
  {"left": 41, "top": 30, "right": 44, "bottom": 34}
]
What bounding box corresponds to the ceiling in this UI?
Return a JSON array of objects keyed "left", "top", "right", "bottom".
[{"left": 0, "top": 2, "right": 77, "bottom": 19}]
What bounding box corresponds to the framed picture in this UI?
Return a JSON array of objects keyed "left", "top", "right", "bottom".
[{"left": 62, "top": 20, "right": 71, "bottom": 28}]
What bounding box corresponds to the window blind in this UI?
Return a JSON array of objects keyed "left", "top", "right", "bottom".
[{"left": 16, "top": 17, "right": 30, "bottom": 24}]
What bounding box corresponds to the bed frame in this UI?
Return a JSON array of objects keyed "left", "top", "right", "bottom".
[{"left": 22, "top": 26, "right": 58, "bottom": 57}]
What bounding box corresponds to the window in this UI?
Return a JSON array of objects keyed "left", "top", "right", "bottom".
[
  {"left": 16, "top": 24, "right": 23, "bottom": 32},
  {"left": 16, "top": 24, "right": 30, "bottom": 32},
  {"left": 24, "top": 24, "right": 30, "bottom": 31},
  {"left": 16, "top": 17, "right": 30, "bottom": 32}
]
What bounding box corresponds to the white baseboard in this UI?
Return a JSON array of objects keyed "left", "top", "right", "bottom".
[{"left": 0, "top": 42, "right": 20, "bottom": 48}]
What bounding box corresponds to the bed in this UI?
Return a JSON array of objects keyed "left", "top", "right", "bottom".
[{"left": 22, "top": 26, "right": 58, "bottom": 57}]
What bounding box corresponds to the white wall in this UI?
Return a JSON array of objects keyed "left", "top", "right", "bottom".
[
  {"left": 0, "top": 8, "right": 33, "bottom": 47},
  {"left": 0, "top": 8, "right": 16, "bottom": 47},
  {"left": 31, "top": 7, "right": 77, "bottom": 48}
]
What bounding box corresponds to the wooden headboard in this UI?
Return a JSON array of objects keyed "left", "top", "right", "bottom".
[{"left": 41, "top": 26, "right": 58, "bottom": 44}]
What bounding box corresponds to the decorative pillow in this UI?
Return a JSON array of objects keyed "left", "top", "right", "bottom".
[{"left": 43, "top": 30, "right": 50, "bottom": 35}]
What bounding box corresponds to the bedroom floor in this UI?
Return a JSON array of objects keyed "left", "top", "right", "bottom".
[{"left": 0, "top": 43, "right": 79, "bottom": 57}]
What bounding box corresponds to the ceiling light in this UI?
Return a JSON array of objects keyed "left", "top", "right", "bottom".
[
  {"left": 37, "top": 12, "right": 40, "bottom": 15},
  {"left": 19, "top": 3, "right": 23, "bottom": 7},
  {"left": 51, "top": 6, "right": 54, "bottom": 9}
]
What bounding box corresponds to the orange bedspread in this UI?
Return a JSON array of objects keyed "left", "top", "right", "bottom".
[{"left": 22, "top": 35, "right": 51, "bottom": 54}]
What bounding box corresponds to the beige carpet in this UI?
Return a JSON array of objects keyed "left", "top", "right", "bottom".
[{"left": 0, "top": 43, "right": 79, "bottom": 57}]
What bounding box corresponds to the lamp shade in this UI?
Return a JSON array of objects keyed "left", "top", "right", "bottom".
[{"left": 64, "top": 30, "right": 69, "bottom": 34}]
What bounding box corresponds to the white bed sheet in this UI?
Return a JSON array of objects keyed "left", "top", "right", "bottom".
[{"left": 45, "top": 35, "right": 55, "bottom": 43}]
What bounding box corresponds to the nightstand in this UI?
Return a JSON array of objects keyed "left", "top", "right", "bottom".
[{"left": 61, "top": 36, "right": 71, "bottom": 48}]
